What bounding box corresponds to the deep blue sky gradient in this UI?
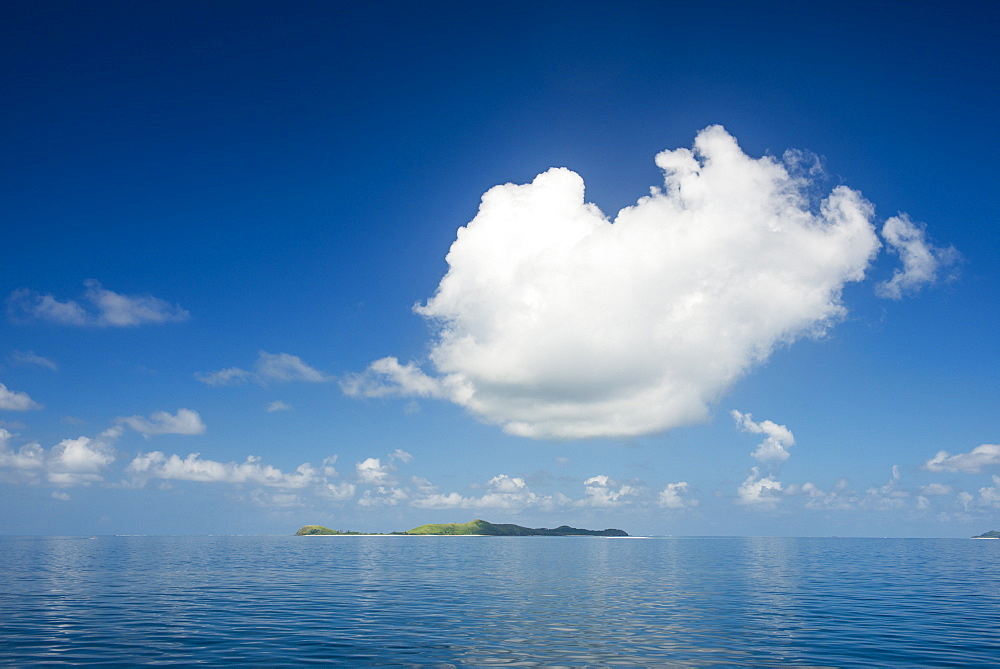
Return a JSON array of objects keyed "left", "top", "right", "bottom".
[{"left": 1, "top": 1, "right": 997, "bottom": 536}]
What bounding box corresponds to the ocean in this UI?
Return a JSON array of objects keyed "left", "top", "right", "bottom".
[{"left": 1, "top": 535, "right": 997, "bottom": 665}]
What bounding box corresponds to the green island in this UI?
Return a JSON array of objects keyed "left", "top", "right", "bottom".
[
  {"left": 971, "top": 530, "right": 1000, "bottom": 539},
  {"left": 296, "top": 518, "right": 628, "bottom": 537}
]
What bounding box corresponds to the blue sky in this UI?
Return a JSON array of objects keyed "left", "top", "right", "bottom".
[{"left": 1, "top": 1, "right": 997, "bottom": 537}]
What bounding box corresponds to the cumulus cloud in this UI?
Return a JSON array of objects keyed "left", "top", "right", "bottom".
[
  {"left": 348, "top": 125, "right": 887, "bottom": 439},
  {"left": 7, "top": 280, "right": 190, "bottom": 327},
  {"left": 1, "top": 426, "right": 122, "bottom": 486},
  {"left": 118, "top": 408, "right": 206, "bottom": 437},
  {"left": 577, "top": 474, "right": 637, "bottom": 507},
  {"left": 876, "top": 215, "right": 958, "bottom": 299},
  {"left": 197, "top": 351, "right": 329, "bottom": 386},
  {"left": 9, "top": 350, "right": 57, "bottom": 371},
  {"left": 0, "top": 383, "right": 42, "bottom": 411},
  {"left": 356, "top": 457, "right": 393, "bottom": 484},
  {"left": 732, "top": 410, "right": 795, "bottom": 462},
  {"left": 657, "top": 481, "right": 698, "bottom": 509},
  {"left": 125, "top": 452, "right": 317, "bottom": 488},
  {"left": 924, "top": 444, "right": 1000, "bottom": 473},
  {"left": 737, "top": 467, "right": 783, "bottom": 507}
]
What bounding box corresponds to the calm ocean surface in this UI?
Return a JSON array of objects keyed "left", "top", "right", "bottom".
[{"left": 1, "top": 535, "right": 997, "bottom": 666}]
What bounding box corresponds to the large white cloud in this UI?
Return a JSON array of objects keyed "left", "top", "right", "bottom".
[
  {"left": 347, "top": 126, "right": 886, "bottom": 439},
  {"left": 7, "top": 280, "right": 190, "bottom": 327}
]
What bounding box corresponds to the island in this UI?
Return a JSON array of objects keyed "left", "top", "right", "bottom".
[
  {"left": 971, "top": 530, "right": 1000, "bottom": 539},
  {"left": 296, "top": 518, "right": 628, "bottom": 537}
]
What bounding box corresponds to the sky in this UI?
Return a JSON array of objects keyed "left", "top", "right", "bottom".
[{"left": 1, "top": 1, "right": 997, "bottom": 537}]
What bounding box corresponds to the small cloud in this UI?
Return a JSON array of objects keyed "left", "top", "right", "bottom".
[
  {"left": 358, "top": 486, "right": 409, "bottom": 507},
  {"left": 118, "top": 408, "right": 206, "bottom": 437},
  {"left": 197, "top": 351, "right": 329, "bottom": 387},
  {"left": 924, "top": 444, "right": 1000, "bottom": 473},
  {"left": 125, "top": 452, "right": 316, "bottom": 488},
  {"left": 341, "top": 357, "right": 445, "bottom": 399},
  {"left": 389, "top": 448, "right": 413, "bottom": 464},
  {"left": 0, "top": 383, "right": 42, "bottom": 411},
  {"left": 265, "top": 400, "right": 291, "bottom": 413},
  {"left": 577, "top": 474, "right": 637, "bottom": 507},
  {"left": 732, "top": 410, "right": 795, "bottom": 462},
  {"left": 657, "top": 481, "right": 698, "bottom": 509},
  {"left": 737, "top": 467, "right": 783, "bottom": 507},
  {"left": 355, "top": 457, "right": 392, "bottom": 484},
  {"left": 980, "top": 476, "right": 1000, "bottom": 508},
  {"left": 876, "top": 214, "right": 959, "bottom": 299},
  {"left": 7, "top": 280, "right": 190, "bottom": 327},
  {"left": 9, "top": 351, "right": 57, "bottom": 371},
  {"left": 52, "top": 490, "right": 71, "bottom": 501},
  {"left": 197, "top": 367, "right": 253, "bottom": 387},
  {"left": 62, "top": 416, "right": 86, "bottom": 426}
]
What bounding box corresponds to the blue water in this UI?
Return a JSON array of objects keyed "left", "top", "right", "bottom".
[{"left": 1, "top": 535, "right": 997, "bottom": 666}]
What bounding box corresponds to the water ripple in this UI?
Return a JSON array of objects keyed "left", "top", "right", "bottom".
[{"left": 0, "top": 536, "right": 997, "bottom": 665}]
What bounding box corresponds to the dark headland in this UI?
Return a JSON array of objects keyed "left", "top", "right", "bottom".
[
  {"left": 971, "top": 530, "right": 1000, "bottom": 539},
  {"left": 296, "top": 519, "right": 628, "bottom": 537}
]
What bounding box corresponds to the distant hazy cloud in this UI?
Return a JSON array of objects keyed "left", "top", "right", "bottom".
[
  {"left": 126, "top": 452, "right": 317, "bottom": 488},
  {"left": 876, "top": 215, "right": 959, "bottom": 299},
  {"left": 265, "top": 400, "right": 292, "bottom": 412},
  {"left": 863, "top": 465, "right": 909, "bottom": 510},
  {"left": 348, "top": 126, "right": 896, "bottom": 439},
  {"left": 732, "top": 410, "right": 795, "bottom": 462},
  {"left": 0, "top": 382, "right": 42, "bottom": 411},
  {"left": 924, "top": 444, "right": 1000, "bottom": 473},
  {"left": 9, "top": 351, "right": 57, "bottom": 371},
  {"left": 979, "top": 476, "right": 1000, "bottom": 508},
  {"left": 7, "top": 280, "right": 190, "bottom": 327},
  {"left": 358, "top": 486, "right": 409, "bottom": 507},
  {"left": 198, "top": 351, "right": 329, "bottom": 387},
  {"left": 118, "top": 408, "right": 206, "bottom": 437},
  {"left": 411, "top": 473, "right": 558, "bottom": 510}
]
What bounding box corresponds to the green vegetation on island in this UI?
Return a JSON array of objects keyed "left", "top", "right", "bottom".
[
  {"left": 295, "top": 519, "right": 628, "bottom": 537},
  {"left": 971, "top": 530, "right": 1000, "bottom": 539}
]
